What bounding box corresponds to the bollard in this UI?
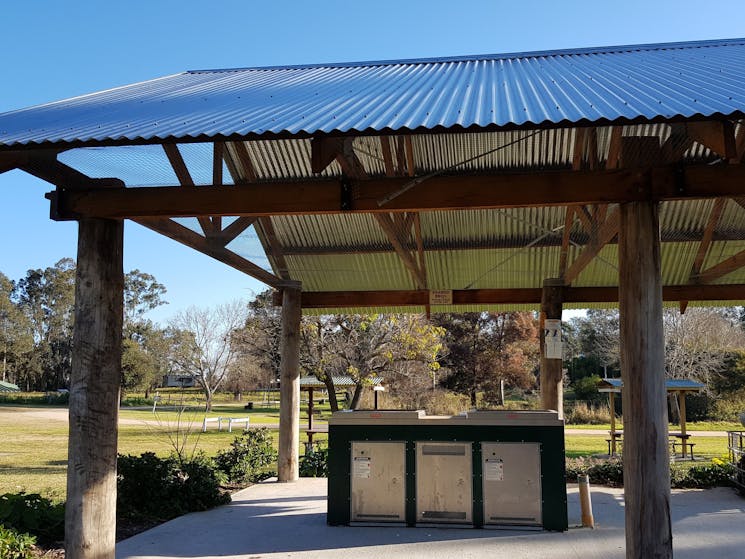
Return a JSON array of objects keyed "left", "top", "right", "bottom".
[{"left": 578, "top": 474, "right": 595, "bottom": 528}]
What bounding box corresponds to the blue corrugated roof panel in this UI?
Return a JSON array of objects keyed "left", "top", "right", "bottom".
[
  {"left": 598, "top": 378, "right": 705, "bottom": 391},
  {"left": 2, "top": 38, "right": 745, "bottom": 148}
]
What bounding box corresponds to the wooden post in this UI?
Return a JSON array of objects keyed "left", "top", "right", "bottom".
[
  {"left": 540, "top": 278, "right": 564, "bottom": 418},
  {"left": 66, "top": 218, "right": 123, "bottom": 559},
  {"left": 308, "top": 387, "right": 314, "bottom": 431},
  {"left": 278, "top": 284, "right": 301, "bottom": 482},
  {"left": 610, "top": 391, "right": 617, "bottom": 455},
  {"left": 679, "top": 390, "right": 688, "bottom": 458},
  {"left": 619, "top": 201, "right": 672, "bottom": 559}
]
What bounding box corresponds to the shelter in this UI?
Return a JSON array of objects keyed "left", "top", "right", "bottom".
[
  {"left": 598, "top": 378, "right": 705, "bottom": 455},
  {"left": 2, "top": 37, "right": 745, "bottom": 558},
  {"left": 299, "top": 375, "right": 385, "bottom": 442},
  {"left": 0, "top": 380, "right": 20, "bottom": 392}
]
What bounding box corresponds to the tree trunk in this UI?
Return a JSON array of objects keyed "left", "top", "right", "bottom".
[
  {"left": 66, "top": 218, "right": 123, "bottom": 559},
  {"left": 540, "top": 278, "right": 564, "bottom": 418},
  {"left": 322, "top": 376, "right": 339, "bottom": 412},
  {"left": 278, "top": 286, "right": 301, "bottom": 482},
  {"left": 349, "top": 383, "right": 364, "bottom": 409},
  {"left": 619, "top": 201, "right": 672, "bottom": 559}
]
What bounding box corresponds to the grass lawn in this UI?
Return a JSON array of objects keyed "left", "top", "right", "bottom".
[
  {"left": 565, "top": 421, "right": 740, "bottom": 432},
  {"left": 0, "top": 403, "right": 730, "bottom": 501},
  {"left": 0, "top": 406, "right": 286, "bottom": 499}
]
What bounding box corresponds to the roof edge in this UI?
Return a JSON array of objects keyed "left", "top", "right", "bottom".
[{"left": 187, "top": 37, "right": 745, "bottom": 74}]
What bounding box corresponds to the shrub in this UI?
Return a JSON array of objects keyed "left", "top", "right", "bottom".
[
  {"left": 0, "top": 525, "right": 36, "bottom": 559},
  {"left": 571, "top": 375, "right": 604, "bottom": 404},
  {"left": 117, "top": 452, "right": 230, "bottom": 521},
  {"left": 671, "top": 459, "right": 734, "bottom": 489},
  {"left": 565, "top": 457, "right": 624, "bottom": 486},
  {"left": 214, "top": 428, "right": 277, "bottom": 484},
  {"left": 299, "top": 445, "right": 328, "bottom": 477},
  {"left": 565, "top": 401, "right": 613, "bottom": 425},
  {"left": 567, "top": 456, "right": 734, "bottom": 489},
  {"left": 0, "top": 493, "right": 64, "bottom": 545},
  {"left": 709, "top": 395, "right": 745, "bottom": 422}
]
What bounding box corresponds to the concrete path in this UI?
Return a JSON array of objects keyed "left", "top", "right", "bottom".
[{"left": 116, "top": 479, "right": 745, "bottom": 559}]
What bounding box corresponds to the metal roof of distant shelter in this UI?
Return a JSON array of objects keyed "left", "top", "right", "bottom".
[
  {"left": 299, "top": 376, "right": 384, "bottom": 389},
  {"left": 598, "top": 378, "right": 705, "bottom": 392},
  {"left": 3, "top": 38, "right": 745, "bottom": 148}
]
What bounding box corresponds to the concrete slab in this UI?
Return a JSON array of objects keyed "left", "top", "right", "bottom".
[{"left": 116, "top": 479, "right": 745, "bottom": 559}]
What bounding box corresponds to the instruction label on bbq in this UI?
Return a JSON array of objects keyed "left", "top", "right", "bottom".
[
  {"left": 484, "top": 458, "right": 504, "bottom": 481},
  {"left": 353, "top": 456, "right": 371, "bottom": 478}
]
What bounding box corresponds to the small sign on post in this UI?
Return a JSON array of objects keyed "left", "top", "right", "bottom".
[
  {"left": 429, "top": 290, "right": 453, "bottom": 306},
  {"left": 544, "top": 319, "right": 563, "bottom": 359}
]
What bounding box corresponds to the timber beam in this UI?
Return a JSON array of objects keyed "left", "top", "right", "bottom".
[
  {"left": 47, "top": 164, "right": 745, "bottom": 220},
  {"left": 282, "top": 284, "right": 745, "bottom": 309},
  {"left": 133, "top": 217, "right": 283, "bottom": 288}
]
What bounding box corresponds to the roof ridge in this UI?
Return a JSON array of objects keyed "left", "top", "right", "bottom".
[{"left": 187, "top": 37, "right": 745, "bottom": 74}]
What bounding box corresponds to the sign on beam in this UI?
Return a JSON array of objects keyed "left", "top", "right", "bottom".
[
  {"left": 544, "top": 319, "right": 563, "bottom": 359},
  {"left": 429, "top": 290, "right": 453, "bottom": 305}
]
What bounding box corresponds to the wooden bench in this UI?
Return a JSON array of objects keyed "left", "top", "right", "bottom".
[
  {"left": 225, "top": 417, "right": 250, "bottom": 432},
  {"left": 202, "top": 417, "right": 224, "bottom": 432},
  {"left": 303, "top": 427, "right": 328, "bottom": 454},
  {"left": 201, "top": 416, "right": 251, "bottom": 432},
  {"left": 670, "top": 439, "right": 696, "bottom": 460}
]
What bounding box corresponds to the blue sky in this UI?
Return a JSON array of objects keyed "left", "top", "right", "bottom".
[{"left": 1, "top": 0, "right": 743, "bottom": 323}]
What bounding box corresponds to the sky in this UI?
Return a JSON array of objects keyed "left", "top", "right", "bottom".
[{"left": 1, "top": 0, "right": 743, "bottom": 324}]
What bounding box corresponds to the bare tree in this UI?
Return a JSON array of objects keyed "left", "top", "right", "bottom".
[
  {"left": 663, "top": 307, "right": 745, "bottom": 383},
  {"left": 170, "top": 300, "right": 247, "bottom": 410}
]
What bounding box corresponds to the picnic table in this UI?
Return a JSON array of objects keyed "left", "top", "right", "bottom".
[
  {"left": 670, "top": 433, "right": 696, "bottom": 460},
  {"left": 606, "top": 431, "right": 623, "bottom": 456}
]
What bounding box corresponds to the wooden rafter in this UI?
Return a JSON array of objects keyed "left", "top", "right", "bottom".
[
  {"left": 288, "top": 284, "right": 745, "bottom": 309},
  {"left": 404, "top": 136, "right": 415, "bottom": 177},
  {"left": 49, "top": 164, "right": 745, "bottom": 220},
  {"left": 687, "top": 120, "right": 737, "bottom": 160},
  {"left": 217, "top": 216, "right": 257, "bottom": 246},
  {"left": 20, "top": 155, "right": 122, "bottom": 190},
  {"left": 691, "top": 199, "right": 726, "bottom": 278},
  {"left": 133, "top": 217, "right": 282, "bottom": 288},
  {"left": 213, "top": 142, "right": 224, "bottom": 186},
  {"left": 734, "top": 123, "right": 745, "bottom": 163},
  {"left": 559, "top": 206, "right": 575, "bottom": 279},
  {"left": 380, "top": 136, "right": 395, "bottom": 176},
  {"left": 563, "top": 208, "right": 619, "bottom": 285},
  {"left": 575, "top": 205, "right": 594, "bottom": 232},
  {"left": 572, "top": 128, "right": 586, "bottom": 170},
  {"left": 695, "top": 248, "right": 745, "bottom": 284},
  {"left": 605, "top": 127, "right": 623, "bottom": 170},
  {"left": 412, "top": 213, "right": 428, "bottom": 287},
  {"left": 681, "top": 198, "right": 726, "bottom": 313},
  {"left": 660, "top": 123, "right": 693, "bottom": 162},
  {"left": 162, "top": 144, "right": 213, "bottom": 236},
  {"left": 373, "top": 212, "right": 426, "bottom": 289}
]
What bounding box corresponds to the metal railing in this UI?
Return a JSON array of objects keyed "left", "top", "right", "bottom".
[{"left": 727, "top": 431, "right": 745, "bottom": 493}]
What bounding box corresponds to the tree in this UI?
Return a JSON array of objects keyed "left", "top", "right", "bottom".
[
  {"left": 663, "top": 307, "right": 745, "bottom": 383},
  {"left": 169, "top": 301, "right": 248, "bottom": 410},
  {"left": 120, "top": 271, "right": 169, "bottom": 398},
  {"left": 433, "top": 312, "right": 539, "bottom": 406},
  {"left": 14, "top": 259, "right": 76, "bottom": 390},
  {"left": 0, "top": 272, "right": 33, "bottom": 385}
]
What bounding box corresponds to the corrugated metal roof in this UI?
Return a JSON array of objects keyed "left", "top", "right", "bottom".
[
  {"left": 0, "top": 381, "right": 20, "bottom": 392},
  {"left": 598, "top": 378, "right": 704, "bottom": 391},
  {"left": 299, "top": 376, "right": 383, "bottom": 388},
  {"left": 3, "top": 38, "right": 745, "bottom": 148}
]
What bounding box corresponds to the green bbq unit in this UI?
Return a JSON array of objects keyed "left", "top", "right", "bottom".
[{"left": 327, "top": 410, "right": 567, "bottom": 531}]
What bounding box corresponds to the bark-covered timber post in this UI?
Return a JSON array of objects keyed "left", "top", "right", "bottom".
[
  {"left": 619, "top": 200, "right": 672, "bottom": 559},
  {"left": 278, "top": 282, "right": 301, "bottom": 481},
  {"left": 66, "top": 218, "right": 124, "bottom": 559}
]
